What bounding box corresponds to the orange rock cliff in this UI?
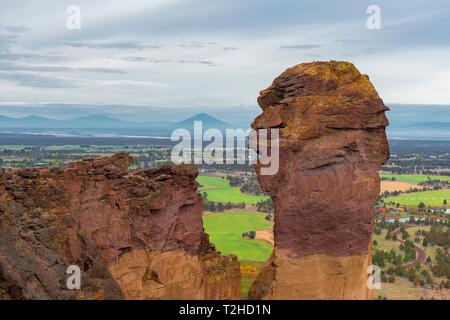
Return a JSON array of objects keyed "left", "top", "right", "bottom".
[
  {"left": 0, "top": 153, "right": 240, "bottom": 299},
  {"left": 249, "top": 61, "right": 390, "bottom": 299}
]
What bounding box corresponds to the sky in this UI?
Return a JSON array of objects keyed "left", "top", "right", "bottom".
[{"left": 1, "top": 0, "right": 450, "bottom": 115}]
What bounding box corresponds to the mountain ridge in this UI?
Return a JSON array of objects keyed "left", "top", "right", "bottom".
[{"left": 0, "top": 113, "right": 229, "bottom": 129}]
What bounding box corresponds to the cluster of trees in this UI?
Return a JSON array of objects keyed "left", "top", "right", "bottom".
[
  {"left": 372, "top": 239, "right": 416, "bottom": 267},
  {"left": 407, "top": 267, "right": 433, "bottom": 286},
  {"left": 226, "top": 175, "right": 245, "bottom": 186},
  {"left": 226, "top": 175, "right": 264, "bottom": 195},
  {"left": 373, "top": 246, "right": 433, "bottom": 286},
  {"left": 240, "top": 182, "right": 263, "bottom": 195},
  {"left": 203, "top": 200, "right": 246, "bottom": 212},
  {"left": 372, "top": 248, "right": 405, "bottom": 268},
  {"left": 242, "top": 230, "right": 256, "bottom": 240},
  {"left": 201, "top": 191, "right": 246, "bottom": 212},
  {"left": 399, "top": 240, "right": 417, "bottom": 263},
  {"left": 256, "top": 199, "right": 273, "bottom": 214},
  {"left": 418, "top": 179, "right": 450, "bottom": 189},
  {"left": 423, "top": 225, "right": 450, "bottom": 248},
  {"left": 381, "top": 176, "right": 398, "bottom": 181},
  {"left": 382, "top": 187, "right": 428, "bottom": 198},
  {"left": 382, "top": 222, "right": 401, "bottom": 241},
  {"left": 430, "top": 248, "right": 450, "bottom": 279}
]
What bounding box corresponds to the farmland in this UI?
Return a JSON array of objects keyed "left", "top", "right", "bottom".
[
  {"left": 384, "top": 189, "right": 450, "bottom": 207},
  {"left": 202, "top": 211, "right": 273, "bottom": 299},
  {"left": 197, "top": 176, "right": 269, "bottom": 204},
  {"left": 202, "top": 211, "right": 273, "bottom": 262},
  {"left": 380, "top": 180, "right": 417, "bottom": 193},
  {"left": 381, "top": 173, "right": 450, "bottom": 184}
]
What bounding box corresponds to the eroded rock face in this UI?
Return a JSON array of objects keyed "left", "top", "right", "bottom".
[
  {"left": 249, "top": 61, "right": 389, "bottom": 300},
  {"left": 0, "top": 153, "right": 240, "bottom": 300}
]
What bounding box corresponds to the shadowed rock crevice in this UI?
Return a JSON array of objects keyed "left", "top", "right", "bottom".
[
  {"left": 0, "top": 153, "right": 240, "bottom": 300},
  {"left": 249, "top": 61, "right": 389, "bottom": 300}
]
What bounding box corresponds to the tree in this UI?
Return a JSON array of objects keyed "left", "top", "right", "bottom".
[
  {"left": 374, "top": 227, "right": 382, "bottom": 235},
  {"left": 385, "top": 231, "right": 392, "bottom": 240},
  {"left": 373, "top": 240, "right": 378, "bottom": 246},
  {"left": 402, "top": 231, "right": 410, "bottom": 240},
  {"left": 444, "top": 199, "right": 448, "bottom": 205},
  {"left": 418, "top": 202, "right": 426, "bottom": 210}
]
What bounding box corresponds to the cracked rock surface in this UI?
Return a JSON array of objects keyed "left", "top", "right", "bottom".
[{"left": 0, "top": 153, "right": 240, "bottom": 300}]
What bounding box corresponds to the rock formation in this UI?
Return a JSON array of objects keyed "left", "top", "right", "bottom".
[
  {"left": 0, "top": 153, "right": 240, "bottom": 300},
  {"left": 249, "top": 61, "right": 389, "bottom": 299}
]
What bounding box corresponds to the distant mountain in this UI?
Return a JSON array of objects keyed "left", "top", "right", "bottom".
[
  {"left": 65, "top": 115, "right": 137, "bottom": 128},
  {"left": 0, "top": 105, "right": 449, "bottom": 139},
  {"left": 0, "top": 113, "right": 234, "bottom": 136},
  {"left": 0, "top": 114, "right": 171, "bottom": 129},
  {"left": 0, "top": 115, "right": 60, "bottom": 128},
  {"left": 174, "top": 113, "right": 231, "bottom": 129}
]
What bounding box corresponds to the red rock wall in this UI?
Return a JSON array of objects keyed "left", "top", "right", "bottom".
[
  {"left": 249, "top": 61, "right": 390, "bottom": 300},
  {"left": 0, "top": 153, "right": 240, "bottom": 300}
]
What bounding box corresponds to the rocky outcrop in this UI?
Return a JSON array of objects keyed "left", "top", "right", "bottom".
[
  {"left": 0, "top": 153, "right": 240, "bottom": 300},
  {"left": 249, "top": 61, "right": 389, "bottom": 299}
]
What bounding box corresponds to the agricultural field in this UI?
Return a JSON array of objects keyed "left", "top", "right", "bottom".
[
  {"left": 202, "top": 211, "right": 273, "bottom": 299},
  {"left": 384, "top": 189, "right": 450, "bottom": 207},
  {"left": 202, "top": 211, "right": 273, "bottom": 262},
  {"left": 380, "top": 180, "right": 417, "bottom": 193},
  {"left": 197, "top": 176, "right": 269, "bottom": 204},
  {"left": 381, "top": 173, "right": 450, "bottom": 184}
]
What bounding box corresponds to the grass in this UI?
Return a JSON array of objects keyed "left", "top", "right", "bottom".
[
  {"left": 202, "top": 211, "right": 273, "bottom": 262},
  {"left": 374, "top": 277, "right": 424, "bottom": 300},
  {"left": 202, "top": 210, "right": 273, "bottom": 299},
  {"left": 381, "top": 173, "right": 450, "bottom": 184},
  {"left": 197, "top": 176, "right": 269, "bottom": 204},
  {"left": 384, "top": 189, "right": 450, "bottom": 207},
  {"left": 373, "top": 229, "right": 400, "bottom": 252}
]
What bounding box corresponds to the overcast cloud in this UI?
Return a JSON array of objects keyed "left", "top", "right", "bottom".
[{"left": 0, "top": 0, "right": 449, "bottom": 109}]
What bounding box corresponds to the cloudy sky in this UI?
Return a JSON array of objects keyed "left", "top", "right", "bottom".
[{"left": 1, "top": 0, "right": 450, "bottom": 114}]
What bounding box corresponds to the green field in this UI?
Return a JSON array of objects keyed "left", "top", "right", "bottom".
[
  {"left": 202, "top": 211, "right": 273, "bottom": 262},
  {"left": 381, "top": 173, "right": 450, "bottom": 184},
  {"left": 197, "top": 176, "right": 269, "bottom": 204},
  {"left": 385, "top": 189, "right": 450, "bottom": 207}
]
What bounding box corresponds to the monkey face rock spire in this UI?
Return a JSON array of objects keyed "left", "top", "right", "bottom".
[{"left": 249, "top": 61, "right": 389, "bottom": 300}]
